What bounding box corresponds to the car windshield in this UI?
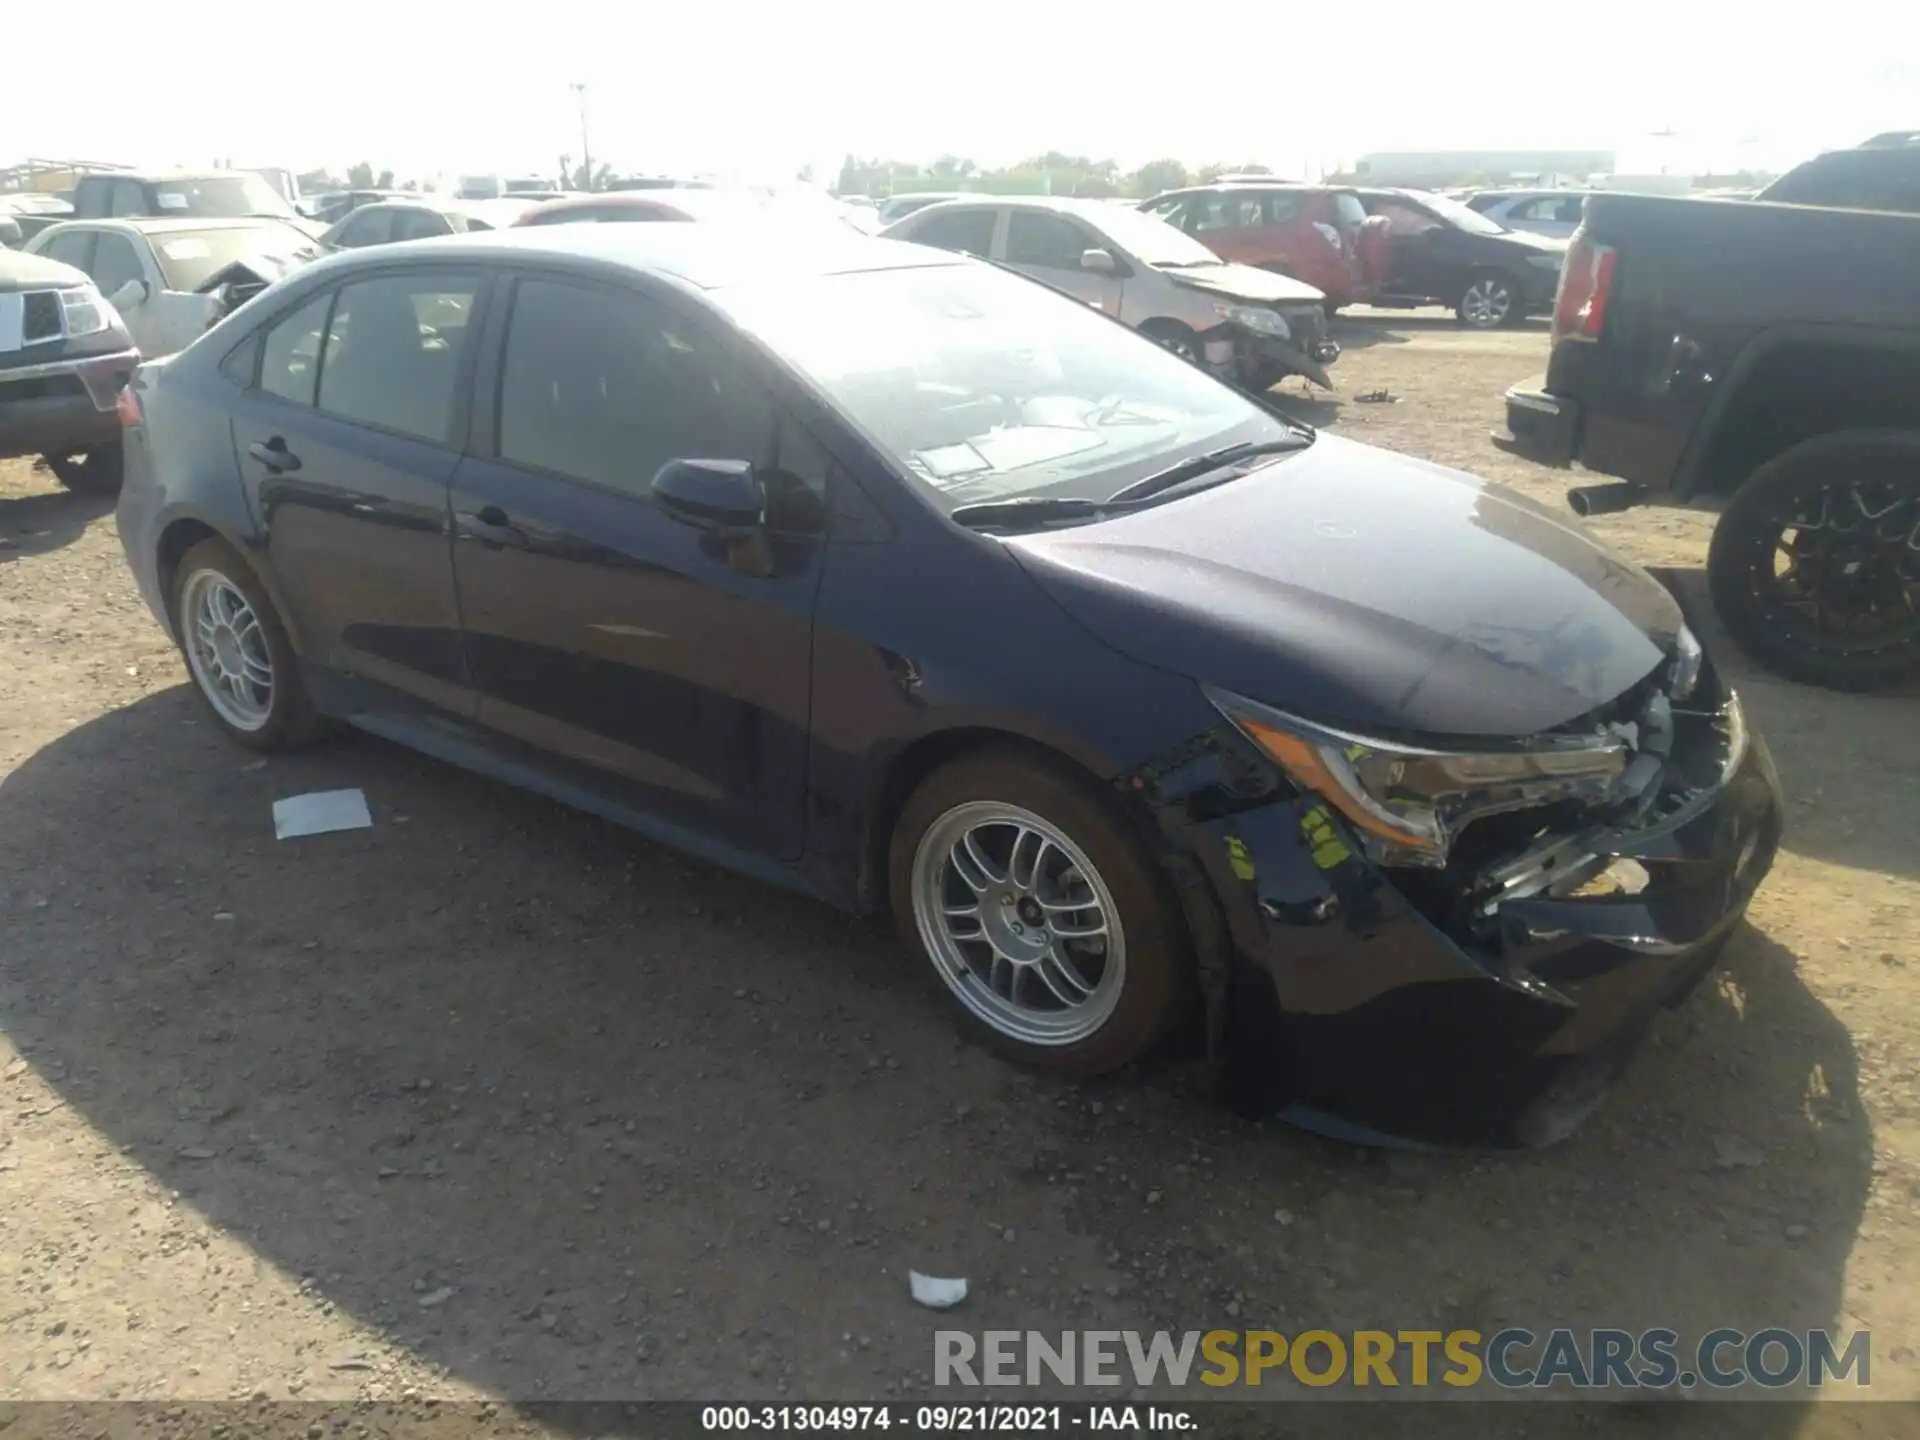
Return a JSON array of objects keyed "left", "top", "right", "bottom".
[
  {"left": 1076, "top": 205, "right": 1223, "bottom": 266},
  {"left": 1415, "top": 192, "right": 1510, "bottom": 236},
  {"left": 151, "top": 225, "right": 318, "bottom": 291},
  {"left": 152, "top": 175, "right": 299, "bottom": 219},
  {"left": 729, "top": 261, "right": 1300, "bottom": 509}
]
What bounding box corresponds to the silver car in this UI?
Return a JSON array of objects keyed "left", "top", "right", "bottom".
[
  {"left": 1462, "top": 190, "right": 1588, "bottom": 241},
  {"left": 882, "top": 196, "right": 1339, "bottom": 389}
]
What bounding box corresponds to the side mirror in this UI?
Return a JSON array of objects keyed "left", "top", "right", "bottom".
[
  {"left": 1079, "top": 247, "right": 1117, "bottom": 274},
  {"left": 651, "top": 457, "right": 765, "bottom": 530},
  {"left": 108, "top": 278, "right": 151, "bottom": 310}
]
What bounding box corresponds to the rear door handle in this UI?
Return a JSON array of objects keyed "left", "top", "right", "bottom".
[
  {"left": 247, "top": 437, "right": 301, "bottom": 473},
  {"left": 458, "top": 505, "right": 529, "bottom": 549}
]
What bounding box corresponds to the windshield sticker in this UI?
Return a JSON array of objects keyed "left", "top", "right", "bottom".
[
  {"left": 155, "top": 192, "right": 190, "bottom": 211},
  {"left": 161, "top": 238, "right": 212, "bottom": 260}
]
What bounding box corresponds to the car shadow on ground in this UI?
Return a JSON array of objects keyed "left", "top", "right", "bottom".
[
  {"left": 0, "top": 478, "right": 112, "bottom": 565},
  {"left": 1657, "top": 565, "right": 1920, "bottom": 885},
  {"left": 1331, "top": 311, "right": 1551, "bottom": 351},
  {"left": 0, "top": 690, "right": 1873, "bottom": 1429}
]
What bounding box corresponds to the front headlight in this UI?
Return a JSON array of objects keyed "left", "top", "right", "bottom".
[
  {"left": 1205, "top": 685, "right": 1629, "bottom": 867},
  {"left": 59, "top": 283, "right": 116, "bottom": 339},
  {"left": 1214, "top": 301, "right": 1290, "bottom": 339},
  {"left": 1526, "top": 255, "right": 1564, "bottom": 272}
]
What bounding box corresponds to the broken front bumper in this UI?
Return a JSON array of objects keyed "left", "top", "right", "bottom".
[{"left": 1151, "top": 686, "right": 1783, "bottom": 1149}]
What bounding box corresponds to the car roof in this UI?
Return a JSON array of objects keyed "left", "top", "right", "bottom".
[
  {"left": 78, "top": 170, "right": 252, "bottom": 184},
  {"left": 53, "top": 215, "right": 306, "bottom": 236},
  {"left": 1148, "top": 183, "right": 1345, "bottom": 200},
  {"left": 913, "top": 194, "right": 1125, "bottom": 219},
  {"left": 521, "top": 189, "right": 764, "bottom": 220},
  {"left": 300, "top": 220, "right": 960, "bottom": 291}
]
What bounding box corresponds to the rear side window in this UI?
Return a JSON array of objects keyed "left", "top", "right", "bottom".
[
  {"left": 910, "top": 208, "right": 997, "bottom": 257},
  {"left": 497, "top": 278, "right": 772, "bottom": 496},
  {"left": 108, "top": 181, "right": 148, "bottom": 217},
  {"left": 1333, "top": 193, "right": 1366, "bottom": 228},
  {"left": 1762, "top": 152, "right": 1920, "bottom": 213},
  {"left": 1005, "top": 211, "right": 1091, "bottom": 268},
  {"left": 40, "top": 229, "right": 95, "bottom": 272},
  {"left": 316, "top": 274, "right": 481, "bottom": 442},
  {"left": 1260, "top": 191, "right": 1306, "bottom": 224},
  {"left": 258, "top": 292, "right": 335, "bottom": 406}
]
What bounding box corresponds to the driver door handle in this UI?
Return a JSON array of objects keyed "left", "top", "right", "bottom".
[
  {"left": 247, "top": 437, "right": 301, "bottom": 473},
  {"left": 458, "top": 505, "right": 529, "bottom": 549}
]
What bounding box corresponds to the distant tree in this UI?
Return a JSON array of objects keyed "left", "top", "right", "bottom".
[
  {"left": 298, "top": 168, "right": 344, "bottom": 194},
  {"left": 796, "top": 163, "right": 815, "bottom": 184},
  {"left": 376, "top": 169, "right": 394, "bottom": 189},
  {"left": 346, "top": 161, "right": 375, "bottom": 189},
  {"left": 1129, "top": 158, "right": 1191, "bottom": 198}
]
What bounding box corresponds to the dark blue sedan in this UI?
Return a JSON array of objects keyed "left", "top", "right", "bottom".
[{"left": 114, "top": 224, "right": 1782, "bottom": 1147}]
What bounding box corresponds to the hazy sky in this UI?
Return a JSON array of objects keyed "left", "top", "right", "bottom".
[{"left": 8, "top": 2, "right": 1914, "bottom": 184}]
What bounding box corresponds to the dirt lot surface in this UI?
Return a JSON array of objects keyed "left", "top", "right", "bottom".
[{"left": 2, "top": 312, "right": 1916, "bottom": 1436}]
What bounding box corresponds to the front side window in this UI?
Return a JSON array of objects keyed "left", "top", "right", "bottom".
[
  {"left": 1006, "top": 211, "right": 1093, "bottom": 269},
  {"left": 108, "top": 181, "right": 148, "bottom": 217},
  {"left": 497, "top": 279, "right": 772, "bottom": 495},
  {"left": 315, "top": 274, "right": 480, "bottom": 442},
  {"left": 909, "top": 208, "right": 997, "bottom": 257},
  {"left": 727, "top": 262, "right": 1301, "bottom": 510}
]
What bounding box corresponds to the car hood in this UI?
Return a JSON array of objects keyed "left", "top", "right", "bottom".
[
  {"left": 1156, "top": 261, "right": 1325, "bottom": 306},
  {"left": 0, "top": 250, "right": 87, "bottom": 293},
  {"left": 1005, "top": 433, "right": 1682, "bottom": 739}
]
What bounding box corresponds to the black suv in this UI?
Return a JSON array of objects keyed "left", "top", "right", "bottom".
[{"left": 0, "top": 250, "right": 139, "bottom": 490}]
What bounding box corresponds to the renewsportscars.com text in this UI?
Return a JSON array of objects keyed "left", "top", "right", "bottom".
[{"left": 934, "top": 1328, "right": 1871, "bottom": 1391}]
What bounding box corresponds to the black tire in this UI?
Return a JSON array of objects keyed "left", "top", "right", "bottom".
[
  {"left": 888, "top": 748, "right": 1186, "bottom": 1076},
  {"left": 1707, "top": 429, "right": 1920, "bottom": 691},
  {"left": 1455, "top": 270, "right": 1522, "bottom": 329},
  {"left": 169, "top": 537, "right": 327, "bottom": 751},
  {"left": 41, "top": 442, "right": 124, "bottom": 494},
  {"left": 1139, "top": 319, "right": 1202, "bottom": 365}
]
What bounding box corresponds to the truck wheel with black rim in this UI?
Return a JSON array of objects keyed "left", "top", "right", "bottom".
[
  {"left": 1707, "top": 429, "right": 1920, "bottom": 691},
  {"left": 41, "top": 443, "right": 124, "bottom": 494},
  {"left": 170, "top": 537, "right": 328, "bottom": 751},
  {"left": 889, "top": 748, "right": 1186, "bottom": 1076}
]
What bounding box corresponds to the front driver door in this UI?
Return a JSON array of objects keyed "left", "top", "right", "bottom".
[
  {"left": 1002, "top": 210, "right": 1124, "bottom": 317},
  {"left": 448, "top": 274, "right": 825, "bottom": 859}
]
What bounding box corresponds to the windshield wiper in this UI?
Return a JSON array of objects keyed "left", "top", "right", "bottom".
[{"left": 1104, "top": 437, "right": 1311, "bottom": 507}]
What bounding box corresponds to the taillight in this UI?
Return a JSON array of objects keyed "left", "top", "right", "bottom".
[
  {"left": 1552, "top": 233, "right": 1617, "bottom": 344},
  {"left": 116, "top": 385, "right": 144, "bottom": 428}
]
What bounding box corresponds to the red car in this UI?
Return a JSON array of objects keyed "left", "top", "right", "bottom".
[{"left": 1139, "top": 184, "right": 1370, "bottom": 310}]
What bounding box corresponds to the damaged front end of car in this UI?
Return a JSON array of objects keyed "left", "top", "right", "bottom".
[{"left": 1127, "top": 628, "right": 1783, "bottom": 1149}]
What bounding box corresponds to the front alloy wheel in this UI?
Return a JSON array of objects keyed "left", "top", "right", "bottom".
[
  {"left": 889, "top": 750, "right": 1185, "bottom": 1075},
  {"left": 911, "top": 802, "right": 1125, "bottom": 1047}
]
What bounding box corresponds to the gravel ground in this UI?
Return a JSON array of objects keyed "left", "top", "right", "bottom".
[{"left": 1, "top": 311, "right": 1915, "bottom": 1436}]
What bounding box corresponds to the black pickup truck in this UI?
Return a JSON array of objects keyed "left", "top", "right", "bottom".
[{"left": 1494, "top": 190, "right": 1920, "bottom": 691}]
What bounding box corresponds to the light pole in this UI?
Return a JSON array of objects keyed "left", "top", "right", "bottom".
[{"left": 572, "top": 82, "right": 592, "bottom": 190}]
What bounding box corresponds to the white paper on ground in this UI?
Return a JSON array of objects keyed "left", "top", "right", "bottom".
[
  {"left": 273, "top": 789, "right": 373, "bottom": 840},
  {"left": 909, "top": 1271, "right": 968, "bottom": 1309}
]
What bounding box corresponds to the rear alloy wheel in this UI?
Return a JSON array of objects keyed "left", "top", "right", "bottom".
[
  {"left": 171, "top": 537, "right": 326, "bottom": 751},
  {"left": 1456, "top": 271, "right": 1519, "bottom": 329},
  {"left": 1707, "top": 430, "right": 1920, "bottom": 691},
  {"left": 41, "top": 443, "right": 124, "bottom": 494},
  {"left": 890, "top": 751, "right": 1184, "bottom": 1075}
]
